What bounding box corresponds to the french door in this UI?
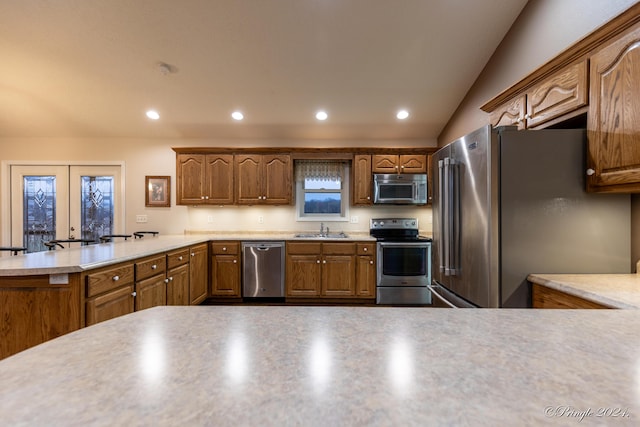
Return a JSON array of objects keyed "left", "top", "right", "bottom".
[{"left": 10, "top": 165, "right": 123, "bottom": 253}]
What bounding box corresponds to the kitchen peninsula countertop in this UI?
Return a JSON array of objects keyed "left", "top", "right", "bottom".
[
  {"left": 0, "top": 232, "right": 376, "bottom": 276},
  {"left": 0, "top": 306, "right": 638, "bottom": 426},
  {"left": 528, "top": 273, "right": 640, "bottom": 309}
]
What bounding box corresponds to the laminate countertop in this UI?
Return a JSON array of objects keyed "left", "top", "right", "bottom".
[
  {"left": 0, "top": 232, "right": 376, "bottom": 276},
  {"left": 1, "top": 306, "right": 638, "bottom": 426},
  {"left": 528, "top": 273, "right": 640, "bottom": 309}
]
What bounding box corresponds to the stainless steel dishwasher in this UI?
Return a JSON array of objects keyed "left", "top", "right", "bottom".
[{"left": 242, "top": 242, "right": 285, "bottom": 298}]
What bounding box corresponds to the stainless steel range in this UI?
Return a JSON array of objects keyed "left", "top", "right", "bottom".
[{"left": 370, "top": 218, "right": 432, "bottom": 305}]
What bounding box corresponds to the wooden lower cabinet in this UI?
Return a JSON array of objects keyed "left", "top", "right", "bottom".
[
  {"left": 356, "top": 243, "right": 376, "bottom": 297},
  {"left": 166, "top": 263, "right": 190, "bottom": 306},
  {"left": 189, "top": 243, "right": 209, "bottom": 304},
  {"left": 136, "top": 274, "right": 167, "bottom": 310},
  {"left": 85, "top": 262, "right": 135, "bottom": 327},
  {"left": 0, "top": 274, "right": 82, "bottom": 360},
  {"left": 286, "top": 241, "right": 374, "bottom": 300},
  {"left": 531, "top": 283, "right": 610, "bottom": 309},
  {"left": 210, "top": 241, "right": 241, "bottom": 297}
]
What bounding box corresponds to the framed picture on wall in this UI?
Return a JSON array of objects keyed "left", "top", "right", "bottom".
[{"left": 145, "top": 176, "right": 171, "bottom": 207}]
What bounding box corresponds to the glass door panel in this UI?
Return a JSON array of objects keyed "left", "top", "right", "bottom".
[{"left": 11, "top": 165, "right": 69, "bottom": 252}]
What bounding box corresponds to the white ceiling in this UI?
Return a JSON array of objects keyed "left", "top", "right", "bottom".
[{"left": 0, "top": 0, "right": 528, "bottom": 141}]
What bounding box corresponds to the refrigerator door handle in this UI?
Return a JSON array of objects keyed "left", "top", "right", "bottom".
[
  {"left": 427, "top": 284, "right": 457, "bottom": 308},
  {"left": 438, "top": 159, "right": 447, "bottom": 273},
  {"left": 449, "top": 160, "right": 460, "bottom": 276}
]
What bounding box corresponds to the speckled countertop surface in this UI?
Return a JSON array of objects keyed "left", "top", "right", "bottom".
[
  {"left": 0, "top": 232, "right": 376, "bottom": 276},
  {"left": 0, "top": 306, "right": 638, "bottom": 426},
  {"left": 528, "top": 273, "right": 640, "bottom": 309}
]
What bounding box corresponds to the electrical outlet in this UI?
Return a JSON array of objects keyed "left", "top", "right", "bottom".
[
  {"left": 350, "top": 216, "right": 359, "bottom": 224},
  {"left": 136, "top": 215, "right": 148, "bottom": 223},
  {"left": 258, "top": 215, "right": 264, "bottom": 224},
  {"left": 207, "top": 215, "right": 214, "bottom": 223}
]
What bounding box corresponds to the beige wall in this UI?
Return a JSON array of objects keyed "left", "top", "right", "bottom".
[
  {"left": 437, "top": 0, "right": 639, "bottom": 269},
  {"left": 0, "top": 137, "right": 436, "bottom": 244}
]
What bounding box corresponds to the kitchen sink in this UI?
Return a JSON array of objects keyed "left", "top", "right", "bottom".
[{"left": 294, "top": 232, "right": 349, "bottom": 239}]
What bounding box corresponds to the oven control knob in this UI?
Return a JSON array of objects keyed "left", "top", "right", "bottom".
[{"left": 379, "top": 221, "right": 384, "bottom": 226}]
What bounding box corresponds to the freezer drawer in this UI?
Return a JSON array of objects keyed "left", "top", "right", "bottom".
[{"left": 242, "top": 242, "right": 285, "bottom": 298}]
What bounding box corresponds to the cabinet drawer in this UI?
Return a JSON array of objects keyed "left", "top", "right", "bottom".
[
  {"left": 323, "top": 243, "right": 356, "bottom": 255},
  {"left": 167, "top": 248, "right": 190, "bottom": 269},
  {"left": 135, "top": 255, "right": 166, "bottom": 281},
  {"left": 356, "top": 243, "right": 375, "bottom": 256},
  {"left": 211, "top": 242, "right": 239, "bottom": 255},
  {"left": 287, "top": 242, "right": 322, "bottom": 255},
  {"left": 86, "top": 263, "right": 134, "bottom": 297}
]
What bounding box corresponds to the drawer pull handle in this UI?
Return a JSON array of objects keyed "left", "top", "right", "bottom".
[{"left": 112, "top": 275, "right": 119, "bottom": 281}]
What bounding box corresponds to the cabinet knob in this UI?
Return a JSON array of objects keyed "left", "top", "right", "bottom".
[
  {"left": 586, "top": 168, "right": 595, "bottom": 176},
  {"left": 164, "top": 278, "right": 169, "bottom": 284},
  {"left": 112, "top": 275, "right": 119, "bottom": 281},
  {"left": 131, "top": 291, "right": 137, "bottom": 297},
  {"left": 178, "top": 256, "right": 183, "bottom": 261},
  {"left": 525, "top": 114, "right": 531, "bottom": 119},
  {"left": 151, "top": 264, "right": 157, "bottom": 270},
  {"left": 201, "top": 196, "right": 205, "bottom": 199},
  {"left": 169, "top": 277, "right": 173, "bottom": 282},
  {"left": 191, "top": 253, "right": 195, "bottom": 257},
  {"left": 323, "top": 260, "right": 327, "bottom": 264},
  {"left": 367, "top": 196, "right": 370, "bottom": 200},
  {"left": 401, "top": 165, "right": 405, "bottom": 169},
  {"left": 316, "top": 260, "right": 320, "bottom": 264},
  {"left": 223, "top": 247, "right": 227, "bottom": 251},
  {"left": 233, "top": 259, "right": 237, "bottom": 264},
  {"left": 363, "top": 247, "right": 368, "bottom": 252},
  {"left": 370, "top": 260, "right": 374, "bottom": 265}
]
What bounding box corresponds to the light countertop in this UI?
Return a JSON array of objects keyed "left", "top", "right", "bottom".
[
  {"left": 0, "top": 306, "right": 638, "bottom": 426},
  {"left": 0, "top": 232, "right": 376, "bottom": 276},
  {"left": 528, "top": 273, "right": 640, "bottom": 309}
]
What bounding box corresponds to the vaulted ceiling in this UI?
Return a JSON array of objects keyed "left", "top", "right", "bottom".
[{"left": 0, "top": 0, "right": 528, "bottom": 140}]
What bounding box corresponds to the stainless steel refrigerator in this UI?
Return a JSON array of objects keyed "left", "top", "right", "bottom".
[{"left": 430, "top": 125, "right": 631, "bottom": 308}]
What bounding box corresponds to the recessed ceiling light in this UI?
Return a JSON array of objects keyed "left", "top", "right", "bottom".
[
  {"left": 316, "top": 111, "right": 328, "bottom": 121},
  {"left": 396, "top": 110, "right": 409, "bottom": 120},
  {"left": 231, "top": 111, "right": 244, "bottom": 121},
  {"left": 146, "top": 110, "right": 160, "bottom": 120}
]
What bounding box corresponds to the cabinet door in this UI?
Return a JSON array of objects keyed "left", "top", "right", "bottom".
[
  {"left": 177, "top": 154, "right": 206, "bottom": 205},
  {"left": 189, "top": 243, "right": 209, "bottom": 305},
  {"left": 235, "top": 154, "right": 262, "bottom": 204},
  {"left": 263, "top": 154, "right": 291, "bottom": 204},
  {"left": 489, "top": 95, "right": 526, "bottom": 129},
  {"left": 372, "top": 154, "right": 399, "bottom": 173},
  {"left": 135, "top": 275, "right": 167, "bottom": 310},
  {"left": 210, "top": 255, "right": 240, "bottom": 296},
  {"left": 587, "top": 22, "right": 640, "bottom": 192},
  {"left": 322, "top": 254, "right": 356, "bottom": 297},
  {"left": 356, "top": 243, "right": 376, "bottom": 298},
  {"left": 352, "top": 154, "right": 372, "bottom": 205},
  {"left": 286, "top": 254, "right": 321, "bottom": 296},
  {"left": 206, "top": 154, "right": 234, "bottom": 204},
  {"left": 398, "top": 154, "right": 427, "bottom": 173},
  {"left": 527, "top": 60, "right": 588, "bottom": 128},
  {"left": 86, "top": 284, "right": 135, "bottom": 326},
  {"left": 167, "top": 264, "right": 190, "bottom": 306}
]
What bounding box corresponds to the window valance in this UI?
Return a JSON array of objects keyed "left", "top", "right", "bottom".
[{"left": 295, "top": 160, "right": 345, "bottom": 182}]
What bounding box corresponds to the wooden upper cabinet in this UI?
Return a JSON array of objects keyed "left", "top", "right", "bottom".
[
  {"left": 489, "top": 61, "right": 588, "bottom": 129},
  {"left": 236, "top": 154, "right": 291, "bottom": 204},
  {"left": 587, "top": 22, "right": 640, "bottom": 192},
  {"left": 526, "top": 60, "right": 588, "bottom": 128},
  {"left": 177, "top": 153, "right": 234, "bottom": 205},
  {"left": 177, "top": 154, "right": 206, "bottom": 204},
  {"left": 352, "top": 154, "right": 372, "bottom": 205},
  {"left": 372, "top": 154, "right": 427, "bottom": 174},
  {"left": 490, "top": 95, "right": 526, "bottom": 129}
]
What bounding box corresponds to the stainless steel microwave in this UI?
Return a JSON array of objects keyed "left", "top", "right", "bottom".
[{"left": 373, "top": 174, "right": 428, "bottom": 205}]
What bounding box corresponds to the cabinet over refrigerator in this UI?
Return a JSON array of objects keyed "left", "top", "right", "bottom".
[{"left": 430, "top": 126, "right": 630, "bottom": 308}]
